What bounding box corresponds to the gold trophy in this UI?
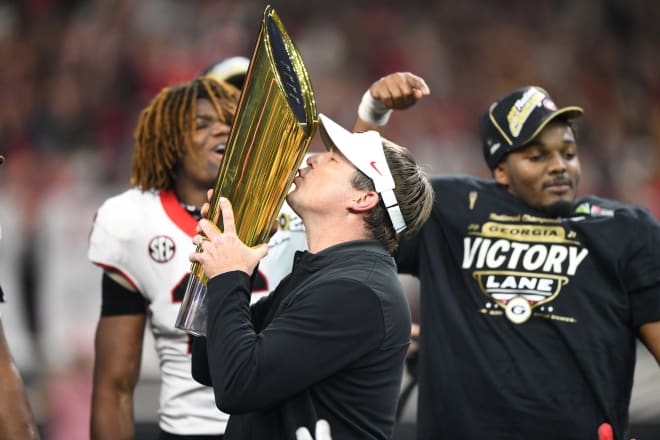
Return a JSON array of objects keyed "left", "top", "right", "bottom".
[{"left": 175, "top": 5, "right": 317, "bottom": 336}]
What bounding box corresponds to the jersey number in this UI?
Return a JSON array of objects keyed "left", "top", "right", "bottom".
[{"left": 172, "top": 274, "right": 193, "bottom": 354}]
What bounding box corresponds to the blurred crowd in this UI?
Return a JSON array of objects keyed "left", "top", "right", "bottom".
[{"left": 1, "top": 0, "right": 659, "bottom": 438}]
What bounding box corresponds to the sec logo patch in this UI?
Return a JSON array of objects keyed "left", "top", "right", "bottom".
[{"left": 148, "top": 235, "right": 176, "bottom": 263}]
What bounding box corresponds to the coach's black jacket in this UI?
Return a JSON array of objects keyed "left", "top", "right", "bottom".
[{"left": 191, "top": 240, "right": 411, "bottom": 440}]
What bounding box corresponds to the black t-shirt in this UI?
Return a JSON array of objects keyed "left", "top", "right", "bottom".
[{"left": 397, "top": 176, "right": 660, "bottom": 440}]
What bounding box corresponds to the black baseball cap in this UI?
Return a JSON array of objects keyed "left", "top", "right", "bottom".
[{"left": 480, "top": 86, "right": 583, "bottom": 170}]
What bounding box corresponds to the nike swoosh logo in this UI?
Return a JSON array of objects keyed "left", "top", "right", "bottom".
[{"left": 370, "top": 161, "right": 382, "bottom": 176}]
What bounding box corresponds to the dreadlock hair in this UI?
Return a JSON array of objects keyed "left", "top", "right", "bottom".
[
  {"left": 130, "top": 77, "right": 240, "bottom": 191},
  {"left": 351, "top": 137, "right": 434, "bottom": 255}
]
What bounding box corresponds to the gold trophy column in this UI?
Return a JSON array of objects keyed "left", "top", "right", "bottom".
[{"left": 175, "top": 5, "right": 318, "bottom": 335}]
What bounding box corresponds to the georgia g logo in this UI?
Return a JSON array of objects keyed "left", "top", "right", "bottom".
[
  {"left": 148, "top": 235, "right": 176, "bottom": 263},
  {"left": 504, "top": 296, "right": 532, "bottom": 324}
]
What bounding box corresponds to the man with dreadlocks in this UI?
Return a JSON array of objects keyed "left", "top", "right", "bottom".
[
  {"left": 88, "top": 77, "right": 237, "bottom": 440},
  {"left": 88, "top": 73, "right": 306, "bottom": 439}
]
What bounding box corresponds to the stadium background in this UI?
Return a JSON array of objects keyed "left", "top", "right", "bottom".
[{"left": 0, "top": 0, "right": 658, "bottom": 438}]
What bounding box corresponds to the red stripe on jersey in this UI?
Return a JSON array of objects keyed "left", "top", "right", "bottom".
[
  {"left": 93, "top": 262, "right": 141, "bottom": 292},
  {"left": 160, "top": 190, "right": 198, "bottom": 237}
]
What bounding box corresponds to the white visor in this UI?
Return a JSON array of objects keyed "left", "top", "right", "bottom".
[
  {"left": 318, "top": 113, "right": 406, "bottom": 233},
  {"left": 204, "top": 56, "right": 250, "bottom": 85}
]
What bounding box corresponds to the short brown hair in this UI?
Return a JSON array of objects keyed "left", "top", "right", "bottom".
[
  {"left": 352, "top": 137, "right": 434, "bottom": 254},
  {"left": 130, "top": 77, "right": 240, "bottom": 190}
]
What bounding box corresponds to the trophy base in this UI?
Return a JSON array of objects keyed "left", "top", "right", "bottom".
[{"left": 174, "top": 275, "right": 208, "bottom": 337}]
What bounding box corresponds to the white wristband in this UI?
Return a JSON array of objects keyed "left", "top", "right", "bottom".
[{"left": 357, "top": 90, "right": 393, "bottom": 127}]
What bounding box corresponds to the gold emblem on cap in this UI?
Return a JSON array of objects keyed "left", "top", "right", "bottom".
[{"left": 507, "top": 88, "right": 545, "bottom": 137}]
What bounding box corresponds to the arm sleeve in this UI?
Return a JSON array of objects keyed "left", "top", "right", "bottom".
[
  {"left": 100, "top": 273, "right": 147, "bottom": 316},
  {"left": 396, "top": 235, "right": 421, "bottom": 276},
  {"left": 204, "top": 271, "right": 385, "bottom": 413},
  {"left": 249, "top": 291, "right": 275, "bottom": 332},
  {"left": 624, "top": 209, "right": 660, "bottom": 327},
  {"left": 191, "top": 336, "right": 212, "bottom": 385}
]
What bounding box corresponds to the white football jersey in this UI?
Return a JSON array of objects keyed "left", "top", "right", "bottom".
[{"left": 88, "top": 188, "right": 306, "bottom": 435}]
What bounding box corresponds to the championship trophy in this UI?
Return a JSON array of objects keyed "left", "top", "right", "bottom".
[{"left": 175, "top": 5, "right": 318, "bottom": 336}]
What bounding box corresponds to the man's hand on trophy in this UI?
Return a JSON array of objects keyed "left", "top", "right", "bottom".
[
  {"left": 190, "top": 197, "right": 269, "bottom": 278},
  {"left": 199, "top": 189, "right": 214, "bottom": 219}
]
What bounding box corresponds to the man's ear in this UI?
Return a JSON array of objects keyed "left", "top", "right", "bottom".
[
  {"left": 493, "top": 161, "right": 509, "bottom": 187},
  {"left": 348, "top": 190, "right": 379, "bottom": 213}
]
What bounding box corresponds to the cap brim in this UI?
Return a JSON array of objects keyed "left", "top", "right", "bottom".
[
  {"left": 318, "top": 113, "right": 362, "bottom": 155},
  {"left": 518, "top": 105, "right": 584, "bottom": 148},
  {"left": 318, "top": 114, "right": 344, "bottom": 152},
  {"left": 318, "top": 114, "right": 384, "bottom": 176},
  {"left": 318, "top": 113, "right": 394, "bottom": 192}
]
